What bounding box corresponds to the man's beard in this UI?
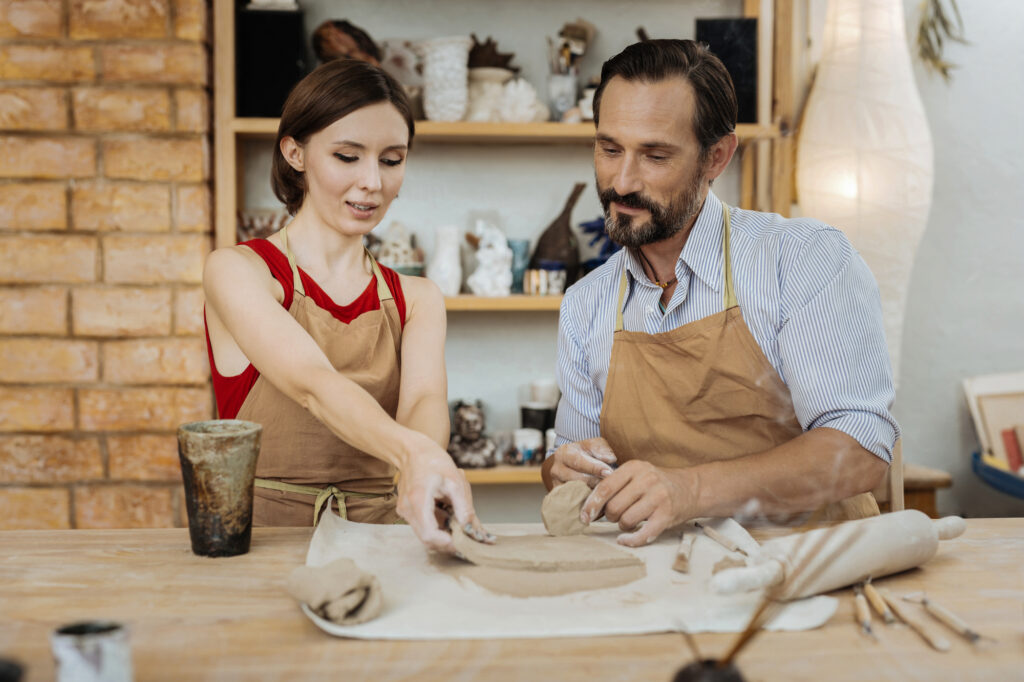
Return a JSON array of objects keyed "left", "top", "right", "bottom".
[{"left": 598, "top": 167, "right": 707, "bottom": 249}]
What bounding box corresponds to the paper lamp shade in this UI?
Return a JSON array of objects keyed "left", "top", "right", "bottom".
[{"left": 796, "top": 0, "right": 934, "bottom": 383}]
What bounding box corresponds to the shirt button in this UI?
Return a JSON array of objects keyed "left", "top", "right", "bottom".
[{"left": 646, "top": 306, "right": 655, "bottom": 315}]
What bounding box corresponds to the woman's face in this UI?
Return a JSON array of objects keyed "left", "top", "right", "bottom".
[{"left": 286, "top": 101, "right": 409, "bottom": 236}]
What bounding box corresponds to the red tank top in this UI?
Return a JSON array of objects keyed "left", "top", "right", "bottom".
[{"left": 204, "top": 239, "right": 407, "bottom": 419}]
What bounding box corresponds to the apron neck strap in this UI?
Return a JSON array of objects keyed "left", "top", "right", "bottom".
[
  {"left": 279, "top": 226, "right": 393, "bottom": 304},
  {"left": 721, "top": 203, "right": 737, "bottom": 309},
  {"left": 279, "top": 225, "right": 305, "bottom": 297},
  {"left": 613, "top": 201, "right": 737, "bottom": 332}
]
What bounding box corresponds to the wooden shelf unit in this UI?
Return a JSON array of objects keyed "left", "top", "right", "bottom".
[
  {"left": 445, "top": 295, "right": 561, "bottom": 312},
  {"left": 214, "top": 0, "right": 798, "bottom": 251}
]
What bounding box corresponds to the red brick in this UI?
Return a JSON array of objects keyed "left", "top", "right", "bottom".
[
  {"left": 0, "top": 45, "right": 95, "bottom": 82},
  {"left": 74, "top": 484, "right": 175, "bottom": 528},
  {"left": 0, "top": 183, "right": 67, "bottom": 230},
  {"left": 0, "top": 235, "right": 96, "bottom": 283},
  {"left": 108, "top": 434, "right": 181, "bottom": 481},
  {"left": 103, "top": 137, "right": 205, "bottom": 181},
  {"left": 173, "top": 87, "right": 206, "bottom": 132},
  {"left": 79, "top": 387, "right": 211, "bottom": 430},
  {"left": 0, "top": 0, "right": 63, "bottom": 38},
  {"left": 0, "top": 88, "right": 67, "bottom": 131},
  {"left": 73, "top": 87, "right": 170, "bottom": 132},
  {"left": 0, "top": 286, "right": 67, "bottom": 334},
  {"left": 103, "top": 234, "right": 207, "bottom": 283},
  {"left": 0, "top": 387, "right": 74, "bottom": 431},
  {"left": 0, "top": 136, "right": 96, "bottom": 179},
  {"left": 100, "top": 44, "right": 205, "bottom": 85},
  {"left": 72, "top": 181, "right": 170, "bottom": 231},
  {"left": 70, "top": 0, "right": 168, "bottom": 39},
  {"left": 174, "top": 183, "right": 209, "bottom": 232},
  {"left": 0, "top": 487, "right": 70, "bottom": 529},
  {"left": 71, "top": 286, "right": 171, "bottom": 336},
  {"left": 0, "top": 435, "right": 102, "bottom": 482},
  {"left": 172, "top": 0, "right": 204, "bottom": 41},
  {"left": 0, "top": 338, "right": 98, "bottom": 382},
  {"left": 173, "top": 286, "right": 204, "bottom": 335},
  {"left": 102, "top": 337, "right": 208, "bottom": 384}
]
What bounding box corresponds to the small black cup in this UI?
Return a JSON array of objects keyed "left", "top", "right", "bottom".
[{"left": 521, "top": 404, "right": 555, "bottom": 432}]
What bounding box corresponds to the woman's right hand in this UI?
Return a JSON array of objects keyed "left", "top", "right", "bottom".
[{"left": 395, "top": 438, "right": 492, "bottom": 554}]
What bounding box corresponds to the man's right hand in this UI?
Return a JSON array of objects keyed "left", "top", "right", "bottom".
[{"left": 546, "top": 437, "right": 619, "bottom": 489}]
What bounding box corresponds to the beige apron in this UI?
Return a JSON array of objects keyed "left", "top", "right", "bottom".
[
  {"left": 598, "top": 203, "right": 878, "bottom": 522},
  {"left": 242, "top": 226, "right": 403, "bottom": 526}
]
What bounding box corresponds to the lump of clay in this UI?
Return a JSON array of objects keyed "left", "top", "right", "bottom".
[
  {"left": 541, "top": 480, "right": 591, "bottom": 536},
  {"left": 286, "top": 558, "right": 382, "bottom": 625}
]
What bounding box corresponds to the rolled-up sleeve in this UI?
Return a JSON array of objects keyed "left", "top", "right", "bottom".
[
  {"left": 551, "top": 290, "right": 604, "bottom": 456},
  {"left": 777, "top": 229, "right": 900, "bottom": 462}
]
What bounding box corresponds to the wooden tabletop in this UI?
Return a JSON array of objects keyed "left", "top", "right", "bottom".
[{"left": 1, "top": 519, "right": 1021, "bottom": 681}]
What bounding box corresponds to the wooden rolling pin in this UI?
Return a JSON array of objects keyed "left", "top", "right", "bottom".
[{"left": 710, "top": 511, "right": 966, "bottom": 600}]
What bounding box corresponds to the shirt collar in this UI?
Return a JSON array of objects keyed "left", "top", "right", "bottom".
[{"left": 622, "top": 191, "right": 724, "bottom": 292}]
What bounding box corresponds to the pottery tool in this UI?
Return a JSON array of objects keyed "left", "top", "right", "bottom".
[
  {"left": 902, "top": 592, "right": 982, "bottom": 643},
  {"left": 879, "top": 588, "right": 952, "bottom": 652},
  {"left": 711, "top": 511, "right": 966, "bottom": 600},
  {"left": 672, "top": 531, "right": 697, "bottom": 573},
  {"left": 863, "top": 579, "right": 895, "bottom": 624},
  {"left": 693, "top": 521, "right": 747, "bottom": 556},
  {"left": 852, "top": 584, "right": 876, "bottom": 640}
]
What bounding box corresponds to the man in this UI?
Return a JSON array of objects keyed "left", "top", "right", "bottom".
[{"left": 542, "top": 39, "right": 898, "bottom": 547}]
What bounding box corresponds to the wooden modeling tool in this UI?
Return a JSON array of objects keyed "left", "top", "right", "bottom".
[
  {"left": 853, "top": 584, "right": 876, "bottom": 640},
  {"left": 863, "top": 580, "right": 895, "bottom": 624},
  {"left": 673, "top": 532, "right": 697, "bottom": 573},
  {"left": 879, "top": 588, "right": 952, "bottom": 652},
  {"left": 902, "top": 593, "right": 982, "bottom": 643},
  {"left": 694, "top": 521, "right": 748, "bottom": 556}
]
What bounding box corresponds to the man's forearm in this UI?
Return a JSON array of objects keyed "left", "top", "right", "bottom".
[{"left": 672, "top": 427, "right": 890, "bottom": 518}]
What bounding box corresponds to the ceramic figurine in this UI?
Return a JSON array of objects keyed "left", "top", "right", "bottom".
[
  {"left": 466, "top": 220, "right": 513, "bottom": 296},
  {"left": 499, "top": 78, "right": 550, "bottom": 123},
  {"left": 427, "top": 225, "right": 462, "bottom": 296},
  {"left": 466, "top": 67, "right": 515, "bottom": 122},
  {"left": 447, "top": 401, "right": 497, "bottom": 469},
  {"left": 375, "top": 221, "right": 424, "bottom": 276}
]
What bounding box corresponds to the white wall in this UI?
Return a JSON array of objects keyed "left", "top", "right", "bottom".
[{"left": 893, "top": 0, "right": 1024, "bottom": 517}]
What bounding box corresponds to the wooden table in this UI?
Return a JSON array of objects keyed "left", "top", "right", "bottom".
[{"left": 1, "top": 520, "right": 1021, "bottom": 681}]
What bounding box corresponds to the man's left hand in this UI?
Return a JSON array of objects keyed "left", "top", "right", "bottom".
[{"left": 580, "top": 460, "right": 695, "bottom": 547}]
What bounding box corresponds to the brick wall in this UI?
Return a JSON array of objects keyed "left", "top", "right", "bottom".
[{"left": 0, "top": 0, "right": 213, "bottom": 529}]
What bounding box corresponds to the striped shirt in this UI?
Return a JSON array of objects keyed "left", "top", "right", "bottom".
[{"left": 553, "top": 191, "right": 899, "bottom": 462}]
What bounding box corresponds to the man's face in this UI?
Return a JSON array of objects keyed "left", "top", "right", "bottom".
[{"left": 594, "top": 76, "right": 711, "bottom": 248}]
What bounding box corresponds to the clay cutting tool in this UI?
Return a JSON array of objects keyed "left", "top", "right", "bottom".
[
  {"left": 863, "top": 579, "right": 895, "bottom": 624},
  {"left": 852, "top": 584, "right": 877, "bottom": 641},
  {"left": 902, "top": 592, "right": 983, "bottom": 643}
]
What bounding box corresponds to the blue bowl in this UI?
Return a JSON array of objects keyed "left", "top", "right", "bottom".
[{"left": 971, "top": 451, "right": 1024, "bottom": 499}]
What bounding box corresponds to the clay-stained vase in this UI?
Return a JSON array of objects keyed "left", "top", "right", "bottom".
[{"left": 427, "top": 225, "right": 463, "bottom": 297}]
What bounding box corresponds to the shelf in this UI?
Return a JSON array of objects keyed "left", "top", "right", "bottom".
[
  {"left": 444, "top": 295, "right": 562, "bottom": 312},
  {"left": 229, "top": 117, "right": 778, "bottom": 144},
  {"left": 462, "top": 465, "right": 544, "bottom": 485}
]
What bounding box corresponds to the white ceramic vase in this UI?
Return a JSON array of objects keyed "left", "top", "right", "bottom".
[
  {"left": 796, "top": 0, "right": 934, "bottom": 382},
  {"left": 418, "top": 36, "right": 473, "bottom": 122},
  {"left": 427, "top": 225, "right": 462, "bottom": 297}
]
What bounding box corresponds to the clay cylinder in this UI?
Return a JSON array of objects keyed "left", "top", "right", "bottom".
[
  {"left": 744, "top": 510, "right": 960, "bottom": 600},
  {"left": 177, "top": 420, "right": 262, "bottom": 557},
  {"left": 50, "top": 621, "right": 132, "bottom": 682}
]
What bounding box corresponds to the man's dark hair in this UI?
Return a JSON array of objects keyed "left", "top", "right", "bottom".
[
  {"left": 593, "top": 39, "right": 737, "bottom": 155},
  {"left": 272, "top": 58, "right": 414, "bottom": 215}
]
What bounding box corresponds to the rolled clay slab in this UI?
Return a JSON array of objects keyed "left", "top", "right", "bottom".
[
  {"left": 541, "top": 480, "right": 591, "bottom": 536},
  {"left": 450, "top": 524, "right": 646, "bottom": 597}
]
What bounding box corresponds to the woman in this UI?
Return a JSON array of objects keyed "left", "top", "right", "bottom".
[{"left": 204, "top": 59, "right": 487, "bottom": 553}]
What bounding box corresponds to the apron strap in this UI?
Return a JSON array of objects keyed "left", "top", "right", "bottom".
[
  {"left": 279, "top": 226, "right": 392, "bottom": 305},
  {"left": 254, "top": 478, "right": 389, "bottom": 525},
  {"left": 721, "top": 203, "right": 737, "bottom": 310},
  {"left": 279, "top": 225, "right": 305, "bottom": 297},
  {"left": 613, "top": 201, "right": 738, "bottom": 331},
  {"left": 365, "top": 249, "right": 393, "bottom": 303}
]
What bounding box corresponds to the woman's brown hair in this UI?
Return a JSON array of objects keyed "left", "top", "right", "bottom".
[{"left": 271, "top": 58, "right": 415, "bottom": 215}]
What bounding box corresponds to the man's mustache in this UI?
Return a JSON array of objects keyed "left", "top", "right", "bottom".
[{"left": 599, "top": 188, "right": 662, "bottom": 214}]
